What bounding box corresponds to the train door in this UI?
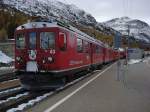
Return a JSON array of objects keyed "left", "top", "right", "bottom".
[
  {"left": 103, "top": 47, "right": 106, "bottom": 63},
  {"left": 26, "top": 32, "right": 38, "bottom": 72},
  {"left": 58, "top": 32, "right": 68, "bottom": 69},
  {"left": 89, "top": 43, "right": 93, "bottom": 65}
]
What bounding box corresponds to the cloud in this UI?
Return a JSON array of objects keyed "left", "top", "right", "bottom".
[{"left": 52, "top": 0, "right": 150, "bottom": 24}]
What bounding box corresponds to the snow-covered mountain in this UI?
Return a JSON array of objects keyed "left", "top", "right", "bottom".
[
  {"left": 103, "top": 17, "right": 150, "bottom": 43},
  {"left": 1, "top": 0, "right": 150, "bottom": 44},
  {"left": 2, "top": 0, "right": 97, "bottom": 25}
]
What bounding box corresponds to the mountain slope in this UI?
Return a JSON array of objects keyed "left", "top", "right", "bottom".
[
  {"left": 1, "top": 0, "right": 116, "bottom": 45},
  {"left": 103, "top": 17, "right": 150, "bottom": 43},
  {"left": 1, "top": 0, "right": 150, "bottom": 47},
  {"left": 3, "top": 0, "right": 97, "bottom": 26}
]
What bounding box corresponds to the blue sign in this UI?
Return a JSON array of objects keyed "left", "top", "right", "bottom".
[{"left": 114, "top": 32, "right": 121, "bottom": 48}]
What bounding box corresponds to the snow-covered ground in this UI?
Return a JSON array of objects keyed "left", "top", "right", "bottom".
[
  {"left": 143, "top": 57, "right": 150, "bottom": 63},
  {"left": 0, "top": 51, "right": 14, "bottom": 64},
  {"left": 143, "top": 57, "right": 150, "bottom": 67},
  {"left": 0, "top": 66, "right": 14, "bottom": 71},
  {"left": 128, "top": 59, "right": 142, "bottom": 64},
  {"left": 7, "top": 92, "right": 53, "bottom": 112},
  {"left": 128, "top": 57, "right": 150, "bottom": 65},
  {"left": 0, "top": 92, "right": 29, "bottom": 105},
  {"left": 0, "top": 87, "right": 21, "bottom": 95}
]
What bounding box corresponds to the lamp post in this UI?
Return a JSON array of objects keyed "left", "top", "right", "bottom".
[
  {"left": 126, "top": 25, "right": 130, "bottom": 62},
  {"left": 127, "top": 25, "right": 130, "bottom": 49}
]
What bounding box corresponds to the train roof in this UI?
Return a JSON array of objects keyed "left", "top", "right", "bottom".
[{"left": 16, "top": 20, "right": 107, "bottom": 47}]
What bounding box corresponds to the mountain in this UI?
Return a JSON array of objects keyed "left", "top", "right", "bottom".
[
  {"left": 103, "top": 17, "right": 150, "bottom": 43},
  {"left": 0, "top": 0, "right": 115, "bottom": 44},
  {"left": 2, "top": 0, "right": 97, "bottom": 26},
  {"left": 1, "top": 0, "right": 150, "bottom": 48}
]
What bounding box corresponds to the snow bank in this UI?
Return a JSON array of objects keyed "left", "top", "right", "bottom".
[
  {"left": 7, "top": 92, "right": 53, "bottom": 112},
  {"left": 0, "top": 92, "right": 28, "bottom": 105},
  {"left": 128, "top": 59, "right": 142, "bottom": 64},
  {"left": 0, "top": 66, "right": 14, "bottom": 71},
  {"left": 143, "top": 57, "right": 150, "bottom": 63},
  {"left": 0, "top": 51, "right": 14, "bottom": 64},
  {"left": 118, "top": 48, "right": 125, "bottom": 52}
]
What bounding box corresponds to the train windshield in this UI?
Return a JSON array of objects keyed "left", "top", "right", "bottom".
[
  {"left": 16, "top": 33, "right": 25, "bottom": 49},
  {"left": 40, "top": 32, "right": 55, "bottom": 49},
  {"left": 29, "top": 32, "right": 36, "bottom": 49}
]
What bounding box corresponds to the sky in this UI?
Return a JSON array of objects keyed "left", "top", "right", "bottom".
[{"left": 56, "top": 0, "right": 150, "bottom": 24}]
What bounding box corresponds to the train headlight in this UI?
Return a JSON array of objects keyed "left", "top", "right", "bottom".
[
  {"left": 48, "top": 57, "right": 53, "bottom": 62},
  {"left": 16, "top": 57, "right": 21, "bottom": 61},
  {"left": 16, "top": 56, "right": 23, "bottom": 64},
  {"left": 43, "top": 60, "right": 46, "bottom": 64},
  {"left": 43, "top": 57, "right": 53, "bottom": 64}
]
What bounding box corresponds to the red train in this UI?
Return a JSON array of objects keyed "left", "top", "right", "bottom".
[{"left": 15, "top": 19, "right": 125, "bottom": 90}]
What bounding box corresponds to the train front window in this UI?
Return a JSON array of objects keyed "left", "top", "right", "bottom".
[
  {"left": 16, "top": 34, "right": 25, "bottom": 49},
  {"left": 40, "top": 32, "right": 55, "bottom": 49},
  {"left": 29, "top": 32, "right": 36, "bottom": 49}
]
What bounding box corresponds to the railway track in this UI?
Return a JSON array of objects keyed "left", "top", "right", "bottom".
[
  {"left": 0, "top": 90, "right": 47, "bottom": 112},
  {"left": 0, "top": 72, "right": 17, "bottom": 83},
  {"left": 0, "top": 78, "right": 20, "bottom": 92},
  {"left": 0, "top": 63, "right": 113, "bottom": 112},
  {"left": 0, "top": 71, "right": 20, "bottom": 92},
  {"left": 0, "top": 87, "right": 25, "bottom": 100},
  {"left": 0, "top": 71, "right": 94, "bottom": 112},
  {"left": 0, "top": 85, "right": 54, "bottom": 112}
]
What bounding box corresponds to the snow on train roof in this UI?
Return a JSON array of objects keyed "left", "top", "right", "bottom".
[
  {"left": 16, "top": 21, "right": 106, "bottom": 46},
  {"left": 16, "top": 22, "right": 58, "bottom": 30}
]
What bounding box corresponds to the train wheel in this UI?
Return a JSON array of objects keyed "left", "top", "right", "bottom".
[{"left": 97, "top": 65, "right": 103, "bottom": 70}]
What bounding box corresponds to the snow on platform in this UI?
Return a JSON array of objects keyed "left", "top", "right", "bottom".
[
  {"left": 128, "top": 59, "right": 142, "bottom": 64},
  {"left": 0, "top": 51, "right": 14, "bottom": 64}
]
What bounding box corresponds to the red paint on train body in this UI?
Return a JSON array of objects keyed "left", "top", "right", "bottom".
[{"left": 14, "top": 21, "right": 125, "bottom": 90}]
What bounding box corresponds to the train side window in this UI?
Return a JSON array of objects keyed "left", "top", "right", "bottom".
[
  {"left": 96, "top": 45, "right": 101, "bottom": 54},
  {"left": 93, "top": 45, "right": 96, "bottom": 53},
  {"left": 70, "top": 33, "right": 74, "bottom": 48},
  {"left": 95, "top": 45, "right": 99, "bottom": 54},
  {"left": 59, "top": 33, "right": 67, "bottom": 51},
  {"left": 84, "top": 41, "right": 89, "bottom": 53},
  {"left": 77, "top": 38, "right": 83, "bottom": 53},
  {"left": 40, "top": 32, "right": 55, "bottom": 49},
  {"left": 16, "top": 33, "right": 25, "bottom": 49}
]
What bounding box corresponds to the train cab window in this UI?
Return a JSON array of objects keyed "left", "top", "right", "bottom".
[
  {"left": 29, "top": 32, "right": 36, "bottom": 49},
  {"left": 40, "top": 32, "right": 55, "bottom": 49},
  {"left": 95, "top": 45, "right": 101, "bottom": 54},
  {"left": 58, "top": 33, "right": 67, "bottom": 51},
  {"left": 16, "top": 33, "right": 25, "bottom": 49},
  {"left": 77, "top": 38, "right": 83, "bottom": 53}
]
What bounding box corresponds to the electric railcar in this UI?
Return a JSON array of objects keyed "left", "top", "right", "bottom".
[{"left": 15, "top": 20, "right": 123, "bottom": 90}]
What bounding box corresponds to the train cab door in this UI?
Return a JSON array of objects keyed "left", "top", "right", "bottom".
[{"left": 26, "top": 32, "right": 38, "bottom": 72}]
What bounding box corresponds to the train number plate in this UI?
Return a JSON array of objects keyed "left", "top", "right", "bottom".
[{"left": 26, "top": 61, "right": 38, "bottom": 72}]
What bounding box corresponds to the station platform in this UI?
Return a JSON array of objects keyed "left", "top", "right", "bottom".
[{"left": 27, "top": 58, "right": 150, "bottom": 112}]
